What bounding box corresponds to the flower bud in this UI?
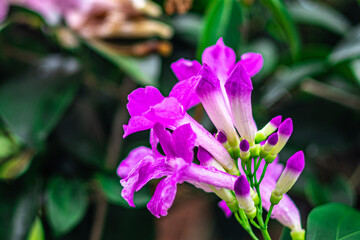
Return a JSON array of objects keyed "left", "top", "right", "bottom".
[
  {"left": 260, "top": 133, "right": 278, "bottom": 159},
  {"left": 234, "top": 175, "right": 256, "bottom": 219},
  {"left": 239, "top": 139, "right": 250, "bottom": 162},
  {"left": 271, "top": 151, "right": 305, "bottom": 205},
  {"left": 271, "top": 118, "right": 293, "bottom": 155},
  {"left": 255, "top": 116, "right": 282, "bottom": 144}
]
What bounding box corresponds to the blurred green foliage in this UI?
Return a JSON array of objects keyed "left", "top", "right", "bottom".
[{"left": 0, "top": 0, "right": 360, "bottom": 239}]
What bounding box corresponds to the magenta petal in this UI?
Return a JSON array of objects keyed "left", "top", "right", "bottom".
[
  {"left": 120, "top": 156, "right": 170, "bottom": 207},
  {"left": 144, "top": 97, "right": 185, "bottom": 127},
  {"left": 147, "top": 175, "right": 178, "bottom": 218},
  {"left": 171, "top": 58, "right": 201, "bottom": 81},
  {"left": 127, "top": 86, "right": 164, "bottom": 117},
  {"left": 218, "top": 200, "right": 232, "bottom": 218},
  {"left": 117, "top": 146, "right": 153, "bottom": 179},
  {"left": 202, "top": 38, "right": 236, "bottom": 83},
  {"left": 172, "top": 124, "right": 196, "bottom": 163},
  {"left": 239, "top": 53, "right": 263, "bottom": 77},
  {"left": 123, "top": 116, "right": 155, "bottom": 138},
  {"left": 169, "top": 76, "right": 201, "bottom": 110},
  {"left": 153, "top": 123, "right": 175, "bottom": 158}
]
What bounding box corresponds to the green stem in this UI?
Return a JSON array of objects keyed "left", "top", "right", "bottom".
[
  {"left": 256, "top": 211, "right": 272, "bottom": 240},
  {"left": 250, "top": 219, "right": 261, "bottom": 229},
  {"left": 238, "top": 209, "right": 259, "bottom": 240},
  {"left": 259, "top": 163, "right": 269, "bottom": 184},
  {"left": 265, "top": 204, "right": 274, "bottom": 226}
]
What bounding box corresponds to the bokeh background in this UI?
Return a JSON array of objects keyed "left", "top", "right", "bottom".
[{"left": 0, "top": 0, "right": 360, "bottom": 239}]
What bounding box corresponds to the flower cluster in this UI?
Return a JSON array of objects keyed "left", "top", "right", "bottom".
[{"left": 117, "top": 38, "right": 305, "bottom": 240}]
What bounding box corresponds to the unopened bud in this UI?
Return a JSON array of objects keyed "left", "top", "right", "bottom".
[
  {"left": 255, "top": 116, "right": 282, "bottom": 144},
  {"left": 234, "top": 176, "right": 257, "bottom": 219}
]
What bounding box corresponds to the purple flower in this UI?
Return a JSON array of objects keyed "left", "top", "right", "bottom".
[
  {"left": 196, "top": 65, "right": 239, "bottom": 147},
  {"left": 119, "top": 123, "right": 237, "bottom": 217},
  {"left": 225, "top": 64, "right": 257, "bottom": 145},
  {"left": 124, "top": 85, "right": 237, "bottom": 173}
]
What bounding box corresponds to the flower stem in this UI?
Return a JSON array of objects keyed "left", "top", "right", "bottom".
[
  {"left": 265, "top": 204, "right": 274, "bottom": 226},
  {"left": 259, "top": 163, "right": 268, "bottom": 184},
  {"left": 234, "top": 210, "right": 259, "bottom": 240},
  {"left": 256, "top": 210, "right": 272, "bottom": 240}
]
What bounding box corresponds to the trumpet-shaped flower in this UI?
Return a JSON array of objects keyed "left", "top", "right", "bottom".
[{"left": 119, "top": 123, "right": 237, "bottom": 217}]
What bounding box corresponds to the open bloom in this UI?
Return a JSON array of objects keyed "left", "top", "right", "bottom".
[{"left": 119, "top": 123, "right": 237, "bottom": 217}]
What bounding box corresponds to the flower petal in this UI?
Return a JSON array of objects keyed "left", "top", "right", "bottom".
[
  {"left": 147, "top": 175, "right": 178, "bottom": 218},
  {"left": 123, "top": 116, "right": 154, "bottom": 138},
  {"left": 171, "top": 124, "right": 196, "bottom": 163},
  {"left": 218, "top": 200, "right": 232, "bottom": 218},
  {"left": 127, "top": 86, "right": 164, "bottom": 117},
  {"left": 117, "top": 146, "right": 153, "bottom": 179},
  {"left": 171, "top": 58, "right": 201, "bottom": 81},
  {"left": 144, "top": 97, "right": 185, "bottom": 127},
  {"left": 239, "top": 52, "right": 263, "bottom": 77},
  {"left": 120, "top": 156, "right": 170, "bottom": 207},
  {"left": 169, "top": 76, "right": 201, "bottom": 110},
  {"left": 202, "top": 38, "right": 236, "bottom": 83}
]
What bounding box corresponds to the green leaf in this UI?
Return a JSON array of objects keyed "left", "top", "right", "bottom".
[
  {"left": 307, "top": 203, "right": 360, "bottom": 240},
  {"left": 197, "top": 0, "right": 243, "bottom": 59},
  {"left": 329, "top": 25, "right": 360, "bottom": 64},
  {"left": 305, "top": 176, "right": 356, "bottom": 207},
  {"left": 85, "top": 40, "right": 161, "bottom": 87},
  {"left": 0, "top": 55, "right": 81, "bottom": 148},
  {"left": 305, "top": 176, "right": 331, "bottom": 206},
  {"left": 261, "top": 61, "right": 326, "bottom": 107},
  {"left": 27, "top": 217, "right": 44, "bottom": 240},
  {"left": 0, "top": 181, "right": 41, "bottom": 240},
  {"left": 46, "top": 177, "right": 88, "bottom": 236},
  {"left": 96, "top": 173, "right": 151, "bottom": 208},
  {"left": 261, "top": 0, "right": 300, "bottom": 58},
  {"left": 288, "top": 1, "right": 350, "bottom": 35},
  {"left": 0, "top": 150, "right": 35, "bottom": 180}
]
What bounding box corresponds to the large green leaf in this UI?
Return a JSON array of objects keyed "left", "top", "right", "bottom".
[
  {"left": 46, "top": 177, "right": 88, "bottom": 236},
  {"left": 288, "top": 1, "right": 350, "bottom": 35},
  {"left": 0, "top": 55, "right": 81, "bottom": 148},
  {"left": 96, "top": 173, "right": 151, "bottom": 208},
  {"left": 261, "top": 0, "right": 300, "bottom": 58},
  {"left": 307, "top": 203, "right": 360, "bottom": 240},
  {"left": 85, "top": 40, "right": 161, "bottom": 87},
  {"left": 0, "top": 181, "right": 41, "bottom": 240},
  {"left": 197, "top": 0, "right": 243, "bottom": 59}
]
